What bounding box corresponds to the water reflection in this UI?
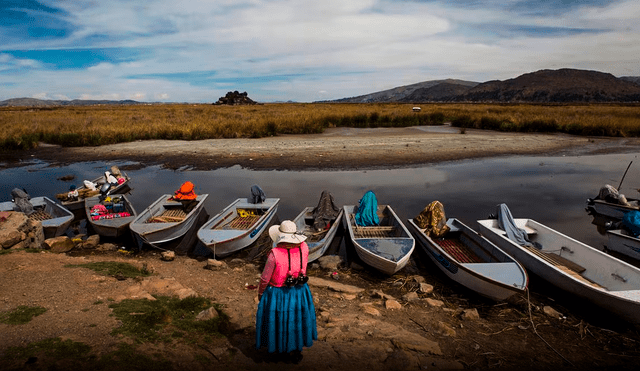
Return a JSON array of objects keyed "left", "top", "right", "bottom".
[{"left": 2, "top": 152, "right": 640, "bottom": 252}]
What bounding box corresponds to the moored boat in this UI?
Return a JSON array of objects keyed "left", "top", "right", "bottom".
[
  {"left": 85, "top": 194, "right": 137, "bottom": 238},
  {"left": 478, "top": 206, "right": 640, "bottom": 326},
  {"left": 57, "top": 167, "right": 132, "bottom": 213},
  {"left": 343, "top": 203, "right": 414, "bottom": 275},
  {"left": 0, "top": 196, "right": 74, "bottom": 239},
  {"left": 292, "top": 206, "right": 344, "bottom": 263},
  {"left": 407, "top": 217, "right": 527, "bottom": 301},
  {"left": 196, "top": 197, "right": 279, "bottom": 257},
  {"left": 606, "top": 229, "right": 640, "bottom": 261},
  {"left": 130, "top": 194, "right": 208, "bottom": 249}
]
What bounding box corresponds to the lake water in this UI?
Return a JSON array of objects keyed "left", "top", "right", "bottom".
[{"left": 2, "top": 152, "right": 640, "bottom": 252}]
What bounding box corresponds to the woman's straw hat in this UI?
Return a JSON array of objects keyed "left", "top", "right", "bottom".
[{"left": 269, "top": 220, "right": 307, "bottom": 245}]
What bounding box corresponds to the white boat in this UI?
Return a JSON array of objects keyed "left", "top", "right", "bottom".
[
  {"left": 0, "top": 196, "right": 74, "bottom": 239},
  {"left": 586, "top": 197, "right": 640, "bottom": 220},
  {"left": 292, "top": 206, "right": 344, "bottom": 263},
  {"left": 477, "top": 218, "right": 640, "bottom": 326},
  {"left": 343, "top": 204, "right": 415, "bottom": 275},
  {"left": 130, "top": 194, "right": 208, "bottom": 249},
  {"left": 197, "top": 198, "right": 279, "bottom": 258},
  {"left": 85, "top": 195, "right": 137, "bottom": 238},
  {"left": 407, "top": 218, "right": 528, "bottom": 301},
  {"left": 606, "top": 229, "right": 640, "bottom": 261}
]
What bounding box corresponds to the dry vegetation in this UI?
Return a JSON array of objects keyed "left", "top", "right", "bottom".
[{"left": 1, "top": 103, "right": 639, "bottom": 150}]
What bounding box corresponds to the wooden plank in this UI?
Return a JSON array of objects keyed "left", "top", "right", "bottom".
[
  {"left": 436, "top": 238, "right": 483, "bottom": 263},
  {"left": 215, "top": 215, "right": 260, "bottom": 230},
  {"left": 29, "top": 210, "right": 53, "bottom": 221}
]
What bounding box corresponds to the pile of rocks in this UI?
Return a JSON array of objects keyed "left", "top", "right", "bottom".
[
  {"left": 0, "top": 211, "right": 44, "bottom": 250},
  {"left": 214, "top": 91, "right": 256, "bottom": 105}
]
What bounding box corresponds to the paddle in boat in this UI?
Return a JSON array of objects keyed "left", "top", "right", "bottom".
[
  {"left": 407, "top": 201, "right": 527, "bottom": 301},
  {"left": 343, "top": 190, "right": 414, "bottom": 275},
  {"left": 0, "top": 188, "right": 74, "bottom": 239},
  {"left": 477, "top": 203, "right": 640, "bottom": 326},
  {"left": 291, "top": 190, "right": 344, "bottom": 263},
  {"left": 197, "top": 185, "right": 279, "bottom": 258},
  {"left": 130, "top": 181, "right": 208, "bottom": 250}
]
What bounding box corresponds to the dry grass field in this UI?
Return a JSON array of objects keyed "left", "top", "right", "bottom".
[{"left": 1, "top": 103, "right": 639, "bottom": 150}]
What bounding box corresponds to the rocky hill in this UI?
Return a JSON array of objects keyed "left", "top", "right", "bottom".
[
  {"left": 330, "top": 79, "right": 479, "bottom": 103},
  {"left": 0, "top": 98, "right": 142, "bottom": 107}
]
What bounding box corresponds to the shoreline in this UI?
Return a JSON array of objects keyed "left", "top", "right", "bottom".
[{"left": 4, "top": 126, "right": 640, "bottom": 171}]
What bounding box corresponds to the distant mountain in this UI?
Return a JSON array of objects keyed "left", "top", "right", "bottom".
[
  {"left": 0, "top": 98, "right": 143, "bottom": 107},
  {"left": 328, "top": 79, "right": 479, "bottom": 103},
  {"left": 325, "top": 69, "right": 640, "bottom": 103}
]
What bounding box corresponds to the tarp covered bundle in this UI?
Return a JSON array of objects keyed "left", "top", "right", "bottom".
[
  {"left": 311, "top": 190, "right": 340, "bottom": 231},
  {"left": 11, "top": 188, "right": 34, "bottom": 215},
  {"left": 414, "top": 200, "right": 450, "bottom": 238},
  {"left": 355, "top": 190, "right": 379, "bottom": 226},
  {"left": 250, "top": 184, "right": 266, "bottom": 204},
  {"left": 597, "top": 184, "right": 631, "bottom": 206}
]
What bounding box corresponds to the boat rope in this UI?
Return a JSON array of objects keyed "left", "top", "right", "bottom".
[{"left": 525, "top": 288, "right": 574, "bottom": 367}]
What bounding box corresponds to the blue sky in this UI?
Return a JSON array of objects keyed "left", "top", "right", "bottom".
[{"left": 1, "top": 0, "right": 638, "bottom": 102}]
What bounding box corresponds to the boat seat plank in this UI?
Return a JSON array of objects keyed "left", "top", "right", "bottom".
[
  {"left": 147, "top": 208, "right": 187, "bottom": 223},
  {"left": 216, "top": 215, "right": 261, "bottom": 230},
  {"left": 436, "top": 238, "right": 483, "bottom": 263},
  {"left": 353, "top": 226, "right": 396, "bottom": 238},
  {"left": 29, "top": 210, "right": 53, "bottom": 222}
]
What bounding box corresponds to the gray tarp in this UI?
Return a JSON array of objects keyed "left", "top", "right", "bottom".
[{"left": 496, "top": 203, "right": 535, "bottom": 247}]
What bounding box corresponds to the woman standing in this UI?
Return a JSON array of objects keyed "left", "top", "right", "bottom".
[{"left": 256, "top": 220, "right": 317, "bottom": 363}]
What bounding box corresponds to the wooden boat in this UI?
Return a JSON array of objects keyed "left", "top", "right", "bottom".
[
  {"left": 342, "top": 204, "right": 415, "bottom": 275},
  {"left": 606, "top": 229, "right": 640, "bottom": 261},
  {"left": 0, "top": 197, "right": 74, "bottom": 239},
  {"left": 292, "top": 206, "right": 344, "bottom": 263},
  {"left": 477, "top": 218, "right": 640, "bottom": 326},
  {"left": 407, "top": 218, "right": 527, "bottom": 301},
  {"left": 586, "top": 197, "right": 640, "bottom": 220},
  {"left": 57, "top": 171, "right": 132, "bottom": 212},
  {"left": 85, "top": 195, "right": 137, "bottom": 238},
  {"left": 197, "top": 198, "right": 279, "bottom": 258},
  {"left": 130, "top": 194, "right": 208, "bottom": 249}
]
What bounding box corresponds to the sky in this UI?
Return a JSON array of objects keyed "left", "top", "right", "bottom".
[{"left": 1, "top": 0, "right": 639, "bottom": 103}]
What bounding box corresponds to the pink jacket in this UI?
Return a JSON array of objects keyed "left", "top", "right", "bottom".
[{"left": 259, "top": 242, "right": 309, "bottom": 295}]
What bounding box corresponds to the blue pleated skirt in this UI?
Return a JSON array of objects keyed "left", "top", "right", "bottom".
[{"left": 256, "top": 284, "right": 317, "bottom": 353}]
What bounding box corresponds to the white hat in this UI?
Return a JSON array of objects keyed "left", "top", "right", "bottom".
[{"left": 269, "top": 220, "right": 307, "bottom": 245}]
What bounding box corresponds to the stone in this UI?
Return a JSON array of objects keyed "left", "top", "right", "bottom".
[
  {"left": 413, "top": 275, "right": 426, "bottom": 284},
  {"left": 362, "top": 306, "right": 381, "bottom": 316},
  {"left": 349, "top": 262, "right": 365, "bottom": 271},
  {"left": 196, "top": 307, "right": 219, "bottom": 321},
  {"left": 82, "top": 234, "right": 100, "bottom": 249},
  {"left": 543, "top": 306, "right": 563, "bottom": 319},
  {"left": 97, "top": 243, "right": 118, "bottom": 251},
  {"left": 436, "top": 321, "right": 457, "bottom": 337},
  {"left": 318, "top": 255, "right": 342, "bottom": 270},
  {"left": 205, "top": 259, "right": 227, "bottom": 270},
  {"left": 425, "top": 298, "right": 445, "bottom": 307},
  {"left": 402, "top": 292, "right": 420, "bottom": 302},
  {"left": 385, "top": 299, "right": 402, "bottom": 310},
  {"left": 43, "top": 236, "right": 75, "bottom": 253},
  {"left": 308, "top": 276, "right": 364, "bottom": 294},
  {"left": 371, "top": 289, "right": 395, "bottom": 301},
  {"left": 462, "top": 308, "right": 480, "bottom": 320},
  {"left": 0, "top": 230, "right": 22, "bottom": 249},
  {"left": 161, "top": 251, "right": 175, "bottom": 261},
  {"left": 419, "top": 282, "right": 434, "bottom": 294}
]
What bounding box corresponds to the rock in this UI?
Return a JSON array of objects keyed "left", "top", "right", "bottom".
[
  {"left": 462, "top": 308, "right": 480, "bottom": 320},
  {"left": 205, "top": 259, "right": 227, "bottom": 270},
  {"left": 196, "top": 307, "right": 219, "bottom": 321},
  {"left": 43, "top": 236, "right": 74, "bottom": 253},
  {"left": 413, "top": 275, "right": 426, "bottom": 284},
  {"left": 425, "top": 298, "right": 445, "bottom": 307},
  {"left": 543, "top": 306, "right": 563, "bottom": 319},
  {"left": 318, "top": 255, "right": 342, "bottom": 270},
  {"left": 436, "top": 321, "right": 457, "bottom": 337},
  {"left": 82, "top": 234, "right": 100, "bottom": 249},
  {"left": 161, "top": 251, "right": 175, "bottom": 261},
  {"left": 308, "top": 276, "right": 364, "bottom": 294},
  {"left": 419, "top": 282, "right": 434, "bottom": 294},
  {"left": 349, "top": 262, "right": 365, "bottom": 271},
  {"left": 371, "top": 289, "right": 395, "bottom": 301},
  {"left": 362, "top": 306, "right": 381, "bottom": 316},
  {"left": 342, "top": 294, "right": 357, "bottom": 300},
  {"left": 0, "top": 230, "right": 22, "bottom": 249},
  {"left": 97, "top": 243, "right": 118, "bottom": 251},
  {"left": 384, "top": 350, "right": 412, "bottom": 369},
  {"left": 402, "top": 292, "right": 420, "bottom": 302},
  {"left": 385, "top": 299, "right": 402, "bottom": 310},
  {"left": 229, "top": 258, "right": 245, "bottom": 266}
]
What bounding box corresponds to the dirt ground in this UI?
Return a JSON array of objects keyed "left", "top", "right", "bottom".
[{"left": 2, "top": 126, "right": 640, "bottom": 370}]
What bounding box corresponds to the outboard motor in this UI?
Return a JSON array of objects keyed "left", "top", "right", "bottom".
[{"left": 99, "top": 182, "right": 112, "bottom": 201}]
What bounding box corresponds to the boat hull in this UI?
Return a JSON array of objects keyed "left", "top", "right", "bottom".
[
  {"left": 0, "top": 197, "right": 74, "bottom": 239},
  {"left": 197, "top": 198, "right": 279, "bottom": 258},
  {"left": 477, "top": 218, "right": 640, "bottom": 326},
  {"left": 586, "top": 198, "right": 640, "bottom": 220},
  {"left": 606, "top": 229, "right": 640, "bottom": 261},
  {"left": 343, "top": 204, "right": 414, "bottom": 275},
  {"left": 85, "top": 195, "right": 137, "bottom": 238},
  {"left": 407, "top": 218, "right": 527, "bottom": 301},
  {"left": 130, "top": 194, "right": 208, "bottom": 249},
  {"left": 292, "top": 207, "right": 344, "bottom": 263}
]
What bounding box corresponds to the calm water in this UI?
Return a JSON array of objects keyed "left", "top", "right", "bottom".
[{"left": 2, "top": 152, "right": 640, "bottom": 251}]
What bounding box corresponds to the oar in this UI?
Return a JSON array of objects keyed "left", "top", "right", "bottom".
[{"left": 617, "top": 161, "right": 633, "bottom": 191}]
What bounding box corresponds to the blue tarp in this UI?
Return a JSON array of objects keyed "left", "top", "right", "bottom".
[
  {"left": 622, "top": 210, "right": 640, "bottom": 237},
  {"left": 355, "top": 190, "right": 379, "bottom": 226}
]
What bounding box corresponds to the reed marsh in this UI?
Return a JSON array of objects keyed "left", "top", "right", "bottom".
[{"left": 1, "top": 103, "right": 639, "bottom": 150}]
